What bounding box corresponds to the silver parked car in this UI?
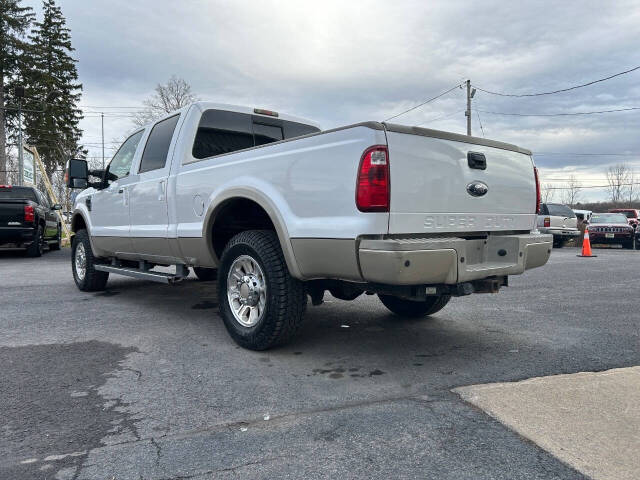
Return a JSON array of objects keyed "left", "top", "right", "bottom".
[{"left": 538, "top": 203, "right": 579, "bottom": 248}]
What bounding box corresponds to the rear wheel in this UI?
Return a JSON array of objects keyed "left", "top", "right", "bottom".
[
  {"left": 72, "top": 229, "right": 109, "bottom": 291},
  {"left": 378, "top": 294, "right": 451, "bottom": 318},
  {"left": 193, "top": 267, "right": 217, "bottom": 281},
  {"left": 50, "top": 224, "right": 62, "bottom": 251},
  {"left": 218, "top": 230, "right": 306, "bottom": 350},
  {"left": 25, "top": 225, "right": 44, "bottom": 257}
]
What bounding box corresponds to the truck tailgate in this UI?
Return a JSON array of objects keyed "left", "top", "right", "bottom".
[
  {"left": 385, "top": 125, "right": 537, "bottom": 234},
  {"left": 0, "top": 200, "right": 27, "bottom": 227}
]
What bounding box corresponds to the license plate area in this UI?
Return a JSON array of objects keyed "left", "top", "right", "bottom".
[{"left": 605, "top": 233, "right": 615, "bottom": 238}]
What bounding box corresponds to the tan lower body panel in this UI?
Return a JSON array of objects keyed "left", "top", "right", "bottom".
[
  {"left": 91, "top": 236, "right": 216, "bottom": 267},
  {"left": 454, "top": 367, "right": 640, "bottom": 480},
  {"left": 290, "top": 238, "right": 362, "bottom": 281},
  {"left": 358, "top": 233, "right": 552, "bottom": 285},
  {"left": 359, "top": 248, "right": 457, "bottom": 285}
]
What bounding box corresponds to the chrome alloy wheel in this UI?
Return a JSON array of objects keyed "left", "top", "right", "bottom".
[
  {"left": 226, "top": 254, "right": 267, "bottom": 327},
  {"left": 74, "top": 243, "right": 87, "bottom": 281}
]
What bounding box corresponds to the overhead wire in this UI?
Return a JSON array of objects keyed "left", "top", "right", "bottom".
[
  {"left": 383, "top": 83, "right": 462, "bottom": 122},
  {"left": 476, "top": 106, "right": 640, "bottom": 116},
  {"left": 473, "top": 65, "right": 640, "bottom": 97}
]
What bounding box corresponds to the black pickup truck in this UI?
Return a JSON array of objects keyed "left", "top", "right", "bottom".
[{"left": 0, "top": 185, "right": 62, "bottom": 256}]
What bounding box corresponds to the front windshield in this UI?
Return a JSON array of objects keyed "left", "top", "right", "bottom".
[{"left": 591, "top": 214, "right": 628, "bottom": 224}]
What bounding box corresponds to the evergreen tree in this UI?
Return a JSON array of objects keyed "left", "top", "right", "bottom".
[
  {"left": 23, "top": 0, "right": 82, "bottom": 178},
  {"left": 0, "top": 0, "right": 34, "bottom": 184}
]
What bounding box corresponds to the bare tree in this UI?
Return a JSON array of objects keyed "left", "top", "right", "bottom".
[
  {"left": 133, "top": 76, "right": 198, "bottom": 127},
  {"left": 626, "top": 169, "right": 636, "bottom": 207},
  {"left": 606, "top": 163, "right": 631, "bottom": 205},
  {"left": 559, "top": 174, "right": 581, "bottom": 207},
  {"left": 541, "top": 183, "right": 554, "bottom": 203}
]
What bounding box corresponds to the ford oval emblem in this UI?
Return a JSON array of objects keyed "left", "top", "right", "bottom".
[{"left": 467, "top": 181, "right": 488, "bottom": 197}]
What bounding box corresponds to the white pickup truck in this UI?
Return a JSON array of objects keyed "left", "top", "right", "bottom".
[{"left": 66, "top": 102, "right": 552, "bottom": 350}]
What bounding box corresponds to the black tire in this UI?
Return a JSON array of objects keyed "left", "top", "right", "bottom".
[
  {"left": 378, "top": 294, "right": 451, "bottom": 318},
  {"left": 25, "top": 225, "right": 44, "bottom": 257},
  {"left": 623, "top": 240, "right": 634, "bottom": 250},
  {"left": 71, "top": 229, "right": 109, "bottom": 291},
  {"left": 553, "top": 239, "right": 564, "bottom": 248},
  {"left": 50, "top": 225, "right": 62, "bottom": 251},
  {"left": 218, "top": 230, "right": 306, "bottom": 350},
  {"left": 193, "top": 267, "right": 217, "bottom": 281}
]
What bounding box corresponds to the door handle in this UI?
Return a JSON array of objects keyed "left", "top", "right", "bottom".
[
  {"left": 118, "top": 188, "right": 124, "bottom": 193},
  {"left": 158, "top": 180, "right": 166, "bottom": 201}
]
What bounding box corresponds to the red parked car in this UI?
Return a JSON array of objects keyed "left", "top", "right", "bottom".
[
  {"left": 589, "top": 213, "right": 635, "bottom": 249},
  {"left": 609, "top": 209, "right": 639, "bottom": 230}
]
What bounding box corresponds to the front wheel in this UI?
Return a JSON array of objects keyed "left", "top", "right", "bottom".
[
  {"left": 72, "top": 229, "right": 109, "bottom": 291},
  {"left": 378, "top": 294, "right": 451, "bottom": 318},
  {"left": 218, "top": 230, "right": 306, "bottom": 350}
]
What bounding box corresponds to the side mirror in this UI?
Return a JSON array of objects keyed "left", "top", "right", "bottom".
[
  {"left": 65, "top": 158, "right": 88, "bottom": 189},
  {"left": 51, "top": 204, "right": 62, "bottom": 211}
]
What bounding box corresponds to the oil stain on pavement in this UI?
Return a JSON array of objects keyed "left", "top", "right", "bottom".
[{"left": 0, "top": 340, "right": 138, "bottom": 479}]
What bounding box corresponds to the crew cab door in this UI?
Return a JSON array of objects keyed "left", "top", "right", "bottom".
[
  {"left": 129, "top": 114, "right": 180, "bottom": 258},
  {"left": 90, "top": 130, "right": 145, "bottom": 255}
]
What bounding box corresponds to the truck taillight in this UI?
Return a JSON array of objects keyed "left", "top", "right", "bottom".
[
  {"left": 356, "top": 145, "right": 389, "bottom": 212},
  {"left": 24, "top": 205, "right": 35, "bottom": 223},
  {"left": 544, "top": 217, "right": 550, "bottom": 228},
  {"left": 534, "top": 166, "right": 541, "bottom": 214}
]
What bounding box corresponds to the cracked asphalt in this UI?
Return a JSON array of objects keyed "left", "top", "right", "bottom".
[{"left": 1, "top": 246, "right": 639, "bottom": 479}]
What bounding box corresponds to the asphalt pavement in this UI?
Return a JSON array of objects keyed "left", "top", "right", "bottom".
[{"left": 1, "top": 245, "right": 639, "bottom": 479}]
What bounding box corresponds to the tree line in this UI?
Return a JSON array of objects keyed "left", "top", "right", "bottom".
[
  {"left": 1, "top": 0, "right": 82, "bottom": 186},
  {"left": 541, "top": 163, "right": 638, "bottom": 208}
]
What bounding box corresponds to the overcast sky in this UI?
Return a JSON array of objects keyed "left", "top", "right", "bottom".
[{"left": 25, "top": 0, "right": 640, "bottom": 201}]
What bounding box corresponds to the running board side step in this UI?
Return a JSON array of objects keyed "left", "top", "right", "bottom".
[{"left": 94, "top": 263, "right": 189, "bottom": 284}]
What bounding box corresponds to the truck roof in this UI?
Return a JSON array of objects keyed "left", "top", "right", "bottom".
[{"left": 141, "top": 101, "right": 322, "bottom": 131}]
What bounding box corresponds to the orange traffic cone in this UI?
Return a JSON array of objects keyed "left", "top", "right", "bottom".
[{"left": 577, "top": 225, "right": 597, "bottom": 257}]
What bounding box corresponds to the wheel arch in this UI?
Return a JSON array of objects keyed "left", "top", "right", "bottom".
[{"left": 202, "top": 188, "right": 303, "bottom": 279}]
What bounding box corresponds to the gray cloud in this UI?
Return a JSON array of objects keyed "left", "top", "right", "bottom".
[{"left": 24, "top": 0, "right": 640, "bottom": 200}]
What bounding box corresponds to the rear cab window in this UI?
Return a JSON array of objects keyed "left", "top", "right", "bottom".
[
  {"left": 546, "top": 204, "right": 576, "bottom": 218},
  {"left": 0, "top": 186, "right": 38, "bottom": 202},
  {"left": 192, "top": 109, "right": 321, "bottom": 160}
]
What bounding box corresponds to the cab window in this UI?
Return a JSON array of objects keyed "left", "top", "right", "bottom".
[
  {"left": 192, "top": 110, "right": 254, "bottom": 159},
  {"left": 139, "top": 115, "right": 180, "bottom": 173},
  {"left": 105, "top": 130, "right": 144, "bottom": 185}
]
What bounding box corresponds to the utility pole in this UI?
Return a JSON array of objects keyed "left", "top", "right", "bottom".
[
  {"left": 101, "top": 112, "right": 105, "bottom": 169},
  {"left": 465, "top": 80, "right": 472, "bottom": 136},
  {"left": 465, "top": 80, "right": 477, "bottom": 136},
  {"left": 16, "top": 86, "right": 25, "bottom": 186}
]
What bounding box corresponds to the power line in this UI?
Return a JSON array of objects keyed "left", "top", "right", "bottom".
[
  {"left": 416, "top": 109, "right": 462, "bottom": 126},
  {"left": 546, "top": 182, "right": 640, "bottom": 190},
  {"left": 383, "top": 83, "right": 462, "bottom": 122},
  {"left": 473, "top": 65, "right": 640, "bottom": 97},
  {"left": 534, "top": 152, "right": 639, "bottom": 156},
  {"left": 476, "top": 110, "right": 485, "bottom": 137},
  {"left": 80, "top": 105, "right": 142, "bottom": 109},
  {"left": 477, "top": 106, "right": 640, "bottom": 116}
]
